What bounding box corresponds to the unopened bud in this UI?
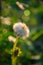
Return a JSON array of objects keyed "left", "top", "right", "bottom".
[{"left": 8, "top": 36, "right": 16, "bottom": 43}]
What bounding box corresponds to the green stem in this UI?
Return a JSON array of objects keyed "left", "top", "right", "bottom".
[{"left": 11, "top": 37, "right": 18, "bottom": 65}]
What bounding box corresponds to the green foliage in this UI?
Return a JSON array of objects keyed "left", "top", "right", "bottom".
[{"left": 0, "top": 0, "right": 43, "bottom": 65}]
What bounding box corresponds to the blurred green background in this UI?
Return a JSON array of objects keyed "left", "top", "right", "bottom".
[{"left": 0, "top": 0, "right": 43, "bottom": 65}]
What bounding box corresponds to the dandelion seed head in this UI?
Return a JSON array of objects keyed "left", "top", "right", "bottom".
[{"left": 13, "top": 22, "right": 30, "bottom": 39}]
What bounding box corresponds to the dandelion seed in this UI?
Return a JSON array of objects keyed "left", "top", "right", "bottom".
[
  {"left": 8, "top": 36, "right": 16, "bottom": 43},
  {"left": 13, "top": 22, "right": 30, "bottom": 39}
]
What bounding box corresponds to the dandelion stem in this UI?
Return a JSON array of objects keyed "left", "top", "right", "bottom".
[{"left": 11, "top": 37, "right": 18, "bottom": 65}]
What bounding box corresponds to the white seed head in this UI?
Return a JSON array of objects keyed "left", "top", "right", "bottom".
[{"left": 13, "top": 22, "right": 30, "bottom": 39}]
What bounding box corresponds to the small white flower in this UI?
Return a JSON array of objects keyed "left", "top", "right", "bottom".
[
  {"left": 8, "top": 36, "right": 16, "bottom": 43},
  {"left": 13, "top": 22, "right": 30, "bottom": 39}
]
